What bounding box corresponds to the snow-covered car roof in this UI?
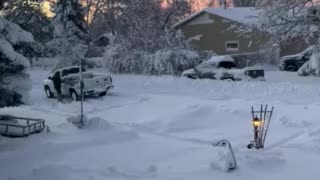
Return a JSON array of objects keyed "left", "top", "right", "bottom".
[
  {"left": 195, "top": 55, "right": 235, "bottom": 71},
  {"left": 52, "top": 66, "right": 80, "bottom": 72},
  {"left": 206, "top": 55, "right": 235, "bottom": 63},
  {"left": 281, "top": 45, "right": 320, "bottom": 60}
]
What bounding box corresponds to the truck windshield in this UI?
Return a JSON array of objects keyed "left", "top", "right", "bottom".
[
  {"left": 196, "top": 61, "right": 216, "bottom": 70},
  {"left": 62, "top": 67, "right": 86, "bottom": 77}
]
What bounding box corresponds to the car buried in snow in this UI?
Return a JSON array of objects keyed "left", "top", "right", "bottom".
[
  {"left": 279, "top": 45, "right": 320, "bottom": 72},
  {"left": 44, "top": 66, "right": 114, "bottom": 101},
  {"left": 182, "top": 55, "right": 265, "bottom": 81}
]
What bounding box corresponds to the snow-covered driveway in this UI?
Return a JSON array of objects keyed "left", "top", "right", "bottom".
[{"left": 1, "top": 69, "right": 320, "bottom": 180}]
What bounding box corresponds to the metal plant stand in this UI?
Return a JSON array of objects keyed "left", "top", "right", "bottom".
[{"left": 247, "top": 105, "right": 274, "bottom": 149}]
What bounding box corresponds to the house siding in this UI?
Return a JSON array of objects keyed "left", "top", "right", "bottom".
[{"left": 177, "top": 12, "right": 269, "bottom": 55}]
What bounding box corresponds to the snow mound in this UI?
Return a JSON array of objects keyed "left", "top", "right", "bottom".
[
  {"left": 298, "top": 53, "right": 320, "bottom": 76},
  {"left": 164, "top": 105, "right": 214, "bottom": 132},
  {"left": 9, "top": 165, "right": 82, "bottom": 180},
  {"left": 242, "top": 150, "right": 286, "bottom": 169},
  {"left": 210, "top": 149, "right": 236, "bottom": 172},
  {"left": 67, "top": 116, "right": 114, "bottom": 131},
  {"left": 85, "top": 117, "right": 114, "bottom": 130}
]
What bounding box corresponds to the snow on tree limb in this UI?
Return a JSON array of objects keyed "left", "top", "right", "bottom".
[
  {"left": 0, "top": 17, "right": 33, "bottom": 107},
  {"left": 260, "top": 0, "right": 320, "bottom": 43}
]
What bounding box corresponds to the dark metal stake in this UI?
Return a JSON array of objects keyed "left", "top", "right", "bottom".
[{"left": 263, "top": 106, "right": 274, "bottom": 145}]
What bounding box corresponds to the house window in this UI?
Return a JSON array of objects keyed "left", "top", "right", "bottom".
[{"left": 225, "top": 41, "right": 239, "bottom": 52}]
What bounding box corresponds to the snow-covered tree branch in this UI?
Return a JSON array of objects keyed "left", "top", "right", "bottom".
[
  {"left": 0, "top": 18, "right": 34, "bottom": 107},
  {"left": 260, "top": 0, "right": 320, "bottom": 44}
]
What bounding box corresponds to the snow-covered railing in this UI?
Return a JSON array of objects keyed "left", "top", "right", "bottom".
[{"left": 0, "top": 115, "right": 46, "bottom": 137}]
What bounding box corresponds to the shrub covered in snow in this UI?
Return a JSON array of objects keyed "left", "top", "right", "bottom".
[
  {"left": 231, "top": 48, "right": 279, "bottom": 68},
  {"left": 298, "top": 53, "right": 320, "bottom": 76},
  {"left": 105, "top": 47, "right": 201, "bottom": 75},
  {"left": 0, "top": 18, "right": 34, "bottom": 107}
]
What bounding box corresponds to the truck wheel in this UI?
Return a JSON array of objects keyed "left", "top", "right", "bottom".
[
  {"left": 44, "top": 86, "right": 54, "bottom": 98},
  {"left": 222, "top": 78, "right": 234, "bottom": 82},
  {"left": 186, "top": 75, "right": 197, "bottom": 79},
  {"left": 99, "top": 91, "right": 107, "bottom": 97},
  {"left": 70, "top": 89, "right": 80, "bottom": 101},
  {"left": 285, "top": 65, "right": 298, "bottom": 72}
]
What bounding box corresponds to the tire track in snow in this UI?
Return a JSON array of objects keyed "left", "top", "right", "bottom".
[
  {"left": 29, "top": 96, "right": 152, "bottom": 118},
  {"left": 86, "top": 96, "right": 151, "bottom": 114},
  {"left": 264, "top": 131, "right": 305, "bottom": 150},
  {"left": 265, "top": 127, "right": 320, "bottom": 151},
  {"left": 114, "top": 122, "right": 214, "bottom": 145}
]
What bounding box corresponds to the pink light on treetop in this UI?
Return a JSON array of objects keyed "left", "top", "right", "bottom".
[{"left": 162, "top": 0, "right": 234, "bottom": 11}]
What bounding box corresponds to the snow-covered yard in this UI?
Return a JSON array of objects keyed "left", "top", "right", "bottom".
[{"left": 1, "top": 69, "right": 320, "bottom": 180}]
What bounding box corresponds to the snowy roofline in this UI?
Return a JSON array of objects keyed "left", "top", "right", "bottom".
[{"left": 172, "top": 7, "right": 261, "bottom": 29}]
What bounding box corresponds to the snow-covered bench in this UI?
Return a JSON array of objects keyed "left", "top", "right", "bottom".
[{"left": 0, "top": 115, "right": 46, "bottom": 137}]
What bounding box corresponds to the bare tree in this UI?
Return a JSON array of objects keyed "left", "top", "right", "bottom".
[
  {"left": 233, "top": 0, "right": 257, "bottom": 7},
  {"left": 260, "top": 0, "right": 319, "bottom": 44}
]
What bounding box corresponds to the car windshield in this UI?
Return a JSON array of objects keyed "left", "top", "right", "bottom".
[
  {"left": 196, "top": 61, "right": 216, "bottom": 70},
  {"left": 218, "top": 61, "right": 236, "bottom": 69},
  {"left": 62, "top": 67, "right": 86, "bottom": 77}
]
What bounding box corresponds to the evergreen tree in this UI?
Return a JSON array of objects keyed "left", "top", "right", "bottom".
[
  {"left": 0, "top": 18, "right": 34, "bottom": 107},
  {"left": 4, "top": 0, "right": 53, "bottom": 43},
  {"left": 50, "top": 0, "right": 89, "bottom": 71}
]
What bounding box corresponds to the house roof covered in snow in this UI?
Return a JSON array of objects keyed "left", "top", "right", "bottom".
[{"left": 173, "top": 7, "right": 260, "bottom": 28}]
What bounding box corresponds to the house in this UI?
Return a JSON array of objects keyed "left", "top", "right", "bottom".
[
  {"left": 173, "top": 7, "right": 269, "bottom": 55},
  {"left": 173, "top": 7, "right": 310, "bottom": 57}
]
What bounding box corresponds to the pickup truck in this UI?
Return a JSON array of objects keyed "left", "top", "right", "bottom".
[{"left": 44, "top": 66, "right": 114, "bottom": 101}]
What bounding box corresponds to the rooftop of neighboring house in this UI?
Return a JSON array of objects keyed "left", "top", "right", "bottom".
[{"left": 173, "top": 7, "right": 261, "bottom": 28}]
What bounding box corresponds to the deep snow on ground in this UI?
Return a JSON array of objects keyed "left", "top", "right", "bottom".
[{"left": 1, "top": 69, "right": 320, "bottom": 179}]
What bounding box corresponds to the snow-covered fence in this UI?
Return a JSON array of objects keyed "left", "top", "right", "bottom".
[
  {"left": 105, "top": 49, "right": 201, "bottom": 75},
  {"left": 231, "top": 49, "right": 279, "bottom": 68}
]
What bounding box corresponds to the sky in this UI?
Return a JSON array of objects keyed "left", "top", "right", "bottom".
[
  {"left": 192, "top": 0, "right": 234, "bottom": 10},
  {"left": 42, "top": 0, "right": 235, "bottom": 18}
]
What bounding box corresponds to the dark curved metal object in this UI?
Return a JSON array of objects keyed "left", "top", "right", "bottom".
[{"left": 213, "top": 139, "right": 237, "bottom": 171}]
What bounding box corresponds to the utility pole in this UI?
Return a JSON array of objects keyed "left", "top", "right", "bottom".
[{"left": 79, "top": 57, "right": 84, "bottom": 128}]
